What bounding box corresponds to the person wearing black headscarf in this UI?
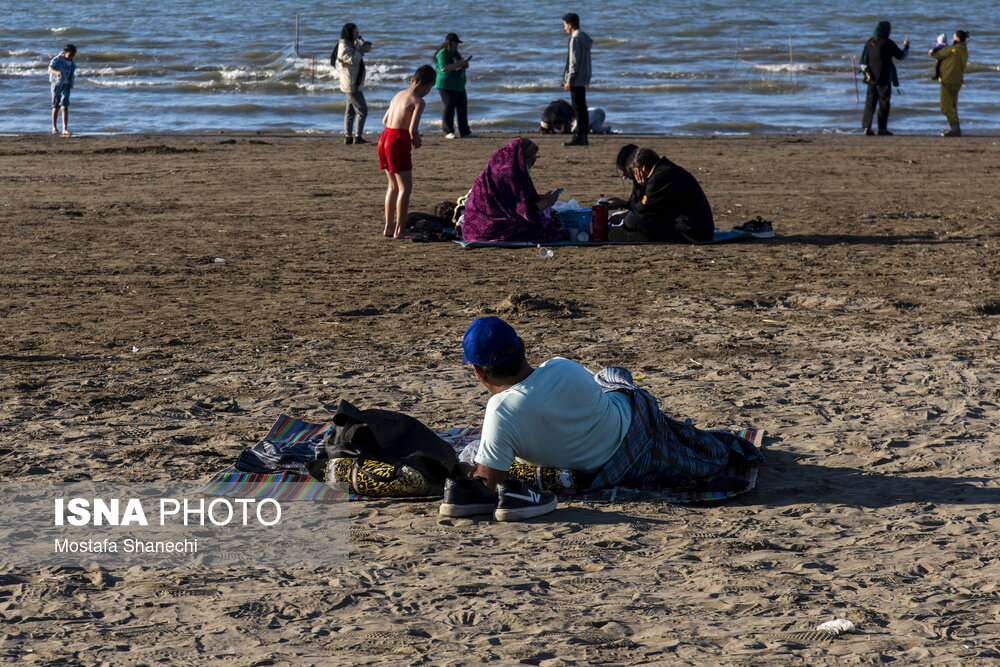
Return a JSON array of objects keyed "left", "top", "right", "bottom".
[
  {"left": 604, "top": 144, "right": 714, "bottom": 244},
  {"left": 860, "top": 21, "right": 910, "bottom": 136}
]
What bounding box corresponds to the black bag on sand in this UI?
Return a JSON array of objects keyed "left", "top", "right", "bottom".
[
  {"left": 316, "top": 399, "right": 458, "bottom": 485},
  {"left": 405, "top": 212, "right": 451, "bottom": 242}
]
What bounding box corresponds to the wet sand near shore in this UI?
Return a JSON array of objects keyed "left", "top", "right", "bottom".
[{"left": 1, "top": 132, "right": 999, "bottom": 664}]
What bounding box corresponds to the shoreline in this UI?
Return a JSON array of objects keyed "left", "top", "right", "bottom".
[{"left": 4, "top": 129, "right": 1000, "bottom": 139}]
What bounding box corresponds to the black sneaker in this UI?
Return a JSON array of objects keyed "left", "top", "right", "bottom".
[
  {"left": 344, "top": 135, "right": 354, "bottom": 144},
  {"left": 563, "top": 136, "right": 588, "bottom": 146},
  {"left": 439, "top": 477, "right": 497, "bottom": 517},
  {"left": 863, "top": 128, "right": 875, "bottom": 136},
  {"left": 734, "top": 216, "right": 775, "bottom": 239},
  {"left": 353, "top": 136, "right": 369, "bottom": 145},
  {"left": 494, "top": 479, "right": 557, "bottom": 522},
  {"left": 877, "top": 129, "right": 894, "bottom": 136}
]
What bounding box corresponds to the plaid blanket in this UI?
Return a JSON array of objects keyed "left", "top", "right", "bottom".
[{"left": 591, "top": 367, "right": 765, "bottom": 490}]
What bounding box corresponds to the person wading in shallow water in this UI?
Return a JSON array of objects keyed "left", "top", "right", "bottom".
[
  {"left": 48, "top": 44, "right": 77, "bottom": 137},
  {"left": 860, "top": 20, "right": 910, "bottom": 136},
  {"left": 929, "top": 30, "right": 969, "bottom": 137}
]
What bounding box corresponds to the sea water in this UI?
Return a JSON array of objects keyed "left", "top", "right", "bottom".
[{"left": 1, "top": 0, "right": 997, "bottom": 135}]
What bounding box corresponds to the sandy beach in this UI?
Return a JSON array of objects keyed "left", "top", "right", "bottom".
[{"left": 2, "top": 131, "right": 999, "bottom": 665}]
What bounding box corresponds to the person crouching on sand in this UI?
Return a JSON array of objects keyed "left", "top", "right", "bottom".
[
  {"left": 604, "top": 144, "right": 715, "bottom": 244},
  {"left": 378, "top": 65, "right": 435, "bottom": 239}
]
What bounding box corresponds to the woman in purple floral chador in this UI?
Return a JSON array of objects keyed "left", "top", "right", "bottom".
[{"left": 461, "top": 138, "right": 564, "bottom": 243}]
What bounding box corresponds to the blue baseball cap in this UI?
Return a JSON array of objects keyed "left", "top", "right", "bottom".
[{"left": 462, "top": 316, "right": 520, "bottom": 366}]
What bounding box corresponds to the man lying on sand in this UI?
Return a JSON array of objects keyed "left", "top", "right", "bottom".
[{"left": 440, "top": 317, "right": 765, "bottom": 521}]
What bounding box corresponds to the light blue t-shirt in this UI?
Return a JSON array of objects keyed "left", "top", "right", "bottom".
[
  {"left": 475, "top": 357, "right": 632, "bottom": 473},
  {"left": 49, "top": 55, "right": 76, "bottom": 87}
]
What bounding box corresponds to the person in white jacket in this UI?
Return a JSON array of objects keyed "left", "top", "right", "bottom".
[{"left": 333, "top": 23, "right": 373, "bottom": 144}]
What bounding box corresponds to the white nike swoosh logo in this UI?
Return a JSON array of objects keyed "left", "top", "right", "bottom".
[{"left": 505, "top": 490, "right": 541, "bottom": 503}]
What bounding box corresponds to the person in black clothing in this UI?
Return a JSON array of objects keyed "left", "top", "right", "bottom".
[
  {"left": 860, "top": 21, "right": 910, "bottom": 136},
  {"left": 561, "top": 12, "right": 592, "bottom": 146},
  {"left": 605, "top": 145, "right": 714, "bottom": 244},
  {"left": 538, "top": 99, "right": 574, "bottom": 133}
]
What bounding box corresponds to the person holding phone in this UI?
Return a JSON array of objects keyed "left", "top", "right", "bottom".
[
  {"left": 333, "top": 22, "right": 373, "bottom": 144},
  {"left": 434, "top": 33, "right": 476, "bottom": 138}
]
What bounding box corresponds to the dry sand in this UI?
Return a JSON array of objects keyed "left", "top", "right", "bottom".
[{"left": 1, "top": 131, "right": 999, "bottom": 665}]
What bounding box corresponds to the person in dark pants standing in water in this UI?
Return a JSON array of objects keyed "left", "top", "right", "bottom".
[
  {"left": 561, "top": 12, "right": 592, "bottom": 146},
  {"left": 434, "top": 33, "right": 476, "bottom": 139},
  {"left": 860, "top": 20, "right": 909, "bottom": 136}
]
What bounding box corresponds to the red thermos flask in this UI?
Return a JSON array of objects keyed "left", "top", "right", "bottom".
[{"left": 590, "top": 194, "right": 609, "bottom": 241}]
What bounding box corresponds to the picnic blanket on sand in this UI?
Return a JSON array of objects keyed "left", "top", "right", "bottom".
[
  {"left": 200, "top": 415, "right": 765, "bottom": 504},
  {"left": 456, "top": 228, "right": 751, "bottom": 248}
]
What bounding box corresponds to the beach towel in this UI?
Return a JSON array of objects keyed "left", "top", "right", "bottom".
[
  {"left": 460, "top": 138, "right": 565, "bottom": 244},
  {"left": 455, "top": 228, "right": 751, "bottom": 248},
  {"left": 201, "top": 421, "right": 764, "bottom": 504}
]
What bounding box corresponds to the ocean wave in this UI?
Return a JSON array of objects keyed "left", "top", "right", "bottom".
[
  {"left": 628, "top": 70, "right": 702, "bottom": 80},
  {"left": 715, "top": 79, "right": 809, "bottom": 93},
  {"left": 0, "top": 63, "right": 45, "bottom": 77},
  {"left": 82, "top": 51, "right": 147, "bottom": 64},
  {"left": 177, "top": 103, "right": 270, "bottom": 115},
  {"left": 679, "top": 120, "right": 778, "bottom": 134},
  {"left": 84, "top": 78, "right": 176, "bottom": 88},
  {"left": 47, "top": 26, "right": 110, "bottom": 37},
  {"left": 967, "top": 62, "right": 1000, "bottom": 74}
]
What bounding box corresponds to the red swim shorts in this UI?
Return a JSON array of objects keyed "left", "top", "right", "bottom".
[{"left": 378, "top": 127, "right": 412, "bottom": 173}]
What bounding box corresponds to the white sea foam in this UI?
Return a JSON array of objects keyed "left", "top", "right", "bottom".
[
  {"left": 85, "top": 78, "right": 174, "bottom": 88},
  {"left": 0, "top": 63, "right": 45, "bottom": 77}
]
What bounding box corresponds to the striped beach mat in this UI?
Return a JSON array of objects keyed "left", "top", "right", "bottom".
[
  {"left": 198, "top": 418, "right": 464, "bottom": 502},
  {"left": 199, "top": 419, "right": 762, "bottom": 504}
]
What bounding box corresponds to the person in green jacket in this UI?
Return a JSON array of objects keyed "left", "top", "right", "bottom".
[
  {"left": 930, "top": 30, "right": 969, "bottom": 137},
  {"left": 434, "top": 33, "right": 476, "bottom": 138}
]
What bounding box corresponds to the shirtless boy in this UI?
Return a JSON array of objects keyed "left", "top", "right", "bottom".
[{"left": 378, "top": 65, "right": 435, "bottom": 239}]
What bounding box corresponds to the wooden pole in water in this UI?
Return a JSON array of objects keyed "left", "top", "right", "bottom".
[
  {"left": 788, "top": 37, "right": 793, "bottom": 82},
  {"left": 851, "top": 55, "right": 859, "bottom": 104},
  {"left": 294, "top": 14, "right": 300, "bottom": 57}
]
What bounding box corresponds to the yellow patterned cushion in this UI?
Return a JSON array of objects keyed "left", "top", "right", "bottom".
[
  {"left": 318, "top": 457, "right": 441, "bottom": 497},
  {"left": 508, "top": 461, "right": 577, "bottom": 493}
]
